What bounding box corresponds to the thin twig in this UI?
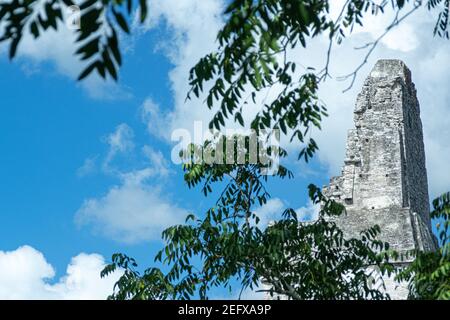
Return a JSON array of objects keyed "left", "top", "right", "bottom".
[
  {"left": 338, "top": 1, "right": 423, "bottom": 92},
  {"left": 318, "top": 0, "right": 351, "bottom": 83}
]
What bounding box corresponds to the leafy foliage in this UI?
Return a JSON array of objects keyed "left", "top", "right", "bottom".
[
  {"left": 100, "top": 1, "right": 450, "bottom": 299},
  {"left": 1, "top": 1, "right": 449, "bottom": 88},
  {"left": 186, "top": 0, "right": 450, "bottom": 160},
  {"left": 101, "top": 254, "right": 174, "bottom": 300},
  {"left": 2, "top": 0, "right": 449, "bottom": 300},
  {"left": 102, "top": 136, "right": 394, "bottom": 300},
  {"left": 396, "top": 192, "right": 450, "bottom": 300},
  {"left": 0, "top": 0, "right": 148, "bottom": 80},
  {"left": 428, "top": 0, "right": 450, "bottom": 39}
]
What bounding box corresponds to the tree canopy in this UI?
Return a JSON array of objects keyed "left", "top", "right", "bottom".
[{"left": 2, "top": 0, "right": 449, "bottom": 299}]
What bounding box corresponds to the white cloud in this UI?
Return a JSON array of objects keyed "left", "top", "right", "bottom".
[
  {"left": 253, "top": 197, "right": 319, "bottom": 227},
  {"left": 76, "top": 1, "right": 450, "bottom": 245},
  {"left": 105, "top": 123, "right": 135, "bottom": 154},
  {"left": 412, "top": 41, "right": 450, "bottom": 198},
  {"left": 76, "top": 127, "right": 187, "bottom": 244},
  {"left": 136, "top": 0, "right": 225, "bottom": 138},
  {"left": 19, "top": 26, "right": 131, "bottom": 100},
  {"left": 130, "top": 0, "right": 364, "bottom": 173},
  {"left": 287, "top": 4, "right": 450, "bottom": 200},
  {"left": 238, "top": 287, "right": 267, "bottom": 300},
  {"left": 136, "top": 0, "right": 450, "bottom": 202},
  {"left": 0, "top": 3, "right": 132, "bottom": 100},
  {"left": 0, "top": 246, "right": 122, "bottom": 299},
  {"left": 136, "top": 1, "right": 424, "bottom": 133},
  {"left": 253, "top": 198, "right": 285, "bottom": 228},
  {"left": 140, "top": 98, "right": 168, "bottom": 139},
  {"left": 102, "top": 123, "right": 135, "bottom": 172},
  {"left": 75, "top": 171, "right": 188, "bottom": 243},
  {"left": 77, "top": 156, "right": 97, "bottom": 177},
  {"left": 5, "top": 0, "right": 448, "bottom": 200},
  {"left": 340, "top": 0, "right": 422, "bottom": 52},
  {"left": 296, "top": 200, "right": 320, "bottom": 222},
  {"left": 213, "top": 286, "right": 267, "bottom": 300},
  {"left": 141, "top": 145, "right": 171, "bottom": 178}
]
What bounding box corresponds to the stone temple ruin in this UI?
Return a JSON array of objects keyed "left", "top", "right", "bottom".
[{"left": 323, "top": 59, "right": 437, "bottom": 299}]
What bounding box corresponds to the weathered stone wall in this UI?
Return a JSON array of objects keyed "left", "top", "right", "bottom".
[
  {"left": 322, "top": 60, "right": 437, "bottom": 299},
  {"left": 323, "top": 59, "right": 435, "bottom": 253},
  {"left": 265, "top": 60, "right": 436, "bottom": 300},
  {"left": 400, "top": 70, "right": 431, "bottom": 227}
]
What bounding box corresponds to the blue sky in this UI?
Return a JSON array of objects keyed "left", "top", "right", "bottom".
[{"left": 0, "top": 0, "right": 449, "bottom": 299}]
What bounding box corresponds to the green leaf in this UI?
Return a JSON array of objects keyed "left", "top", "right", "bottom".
[
  {"left": 102, "top": 49, "right": 117, "bottom": 80},
  {"left": 112, "top": 8, "right": 130, "bottom": 34},
  {"left": 139, "top": 0, "right": 148, "bottom": 23},
  {"left": 235, "top": 112, "right": 244, "bottom": 126},
  {"left": 30, "top": 21, "right": 39, "bottom": 38},
  {"left": 78, "top": 60, "right": 98, "bottom": 80},
  {"left": 9, "top": 37, "right": 20, "bottom": 59},
  {"left": 108, "top": 29, "right": 122, "bottom": 65}
]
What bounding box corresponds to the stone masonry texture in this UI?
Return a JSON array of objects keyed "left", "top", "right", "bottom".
[{"left": 323, "top": 59, "right": 437, "bottom": 299}]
